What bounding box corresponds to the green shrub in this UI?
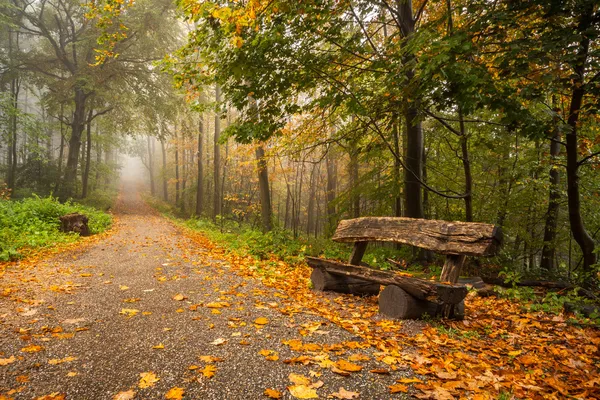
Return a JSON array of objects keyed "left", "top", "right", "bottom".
[{"left": 0, "top": 195, "right": 112, "bottom": 261}]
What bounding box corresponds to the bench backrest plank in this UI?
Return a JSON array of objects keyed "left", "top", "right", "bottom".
[{"left": 332, "top": 217, "right": 502, "bottom": 257}]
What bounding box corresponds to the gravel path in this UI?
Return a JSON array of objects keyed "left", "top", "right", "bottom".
[{"left": 0, "top": 181, "right": 417, "bottom": 400}]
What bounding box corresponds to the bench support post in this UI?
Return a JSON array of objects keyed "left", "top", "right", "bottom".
[
  {"left": 349, "top": 241, "right": 368, "bottom": 265},
  {"left": 441, "top": 254, "right": 466, "bottom": 284}
]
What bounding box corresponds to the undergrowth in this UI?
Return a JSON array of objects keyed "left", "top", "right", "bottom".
[{"left": 0, "top": 196, "right": 112, "bottom": 261}]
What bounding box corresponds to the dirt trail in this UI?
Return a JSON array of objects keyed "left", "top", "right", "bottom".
[{"left": 0, "top": 180, "right": 410, "bottom": 399}]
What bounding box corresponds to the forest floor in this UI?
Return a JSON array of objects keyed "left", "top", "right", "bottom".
[{"left": 0, "top": 181, "right": 599, "bottom": 400}]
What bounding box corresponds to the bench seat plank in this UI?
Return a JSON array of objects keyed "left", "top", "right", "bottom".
[{"left": 332, "top": 217, "right": 502, "bottom": 257}]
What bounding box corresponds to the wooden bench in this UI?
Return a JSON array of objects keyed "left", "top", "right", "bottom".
[{"left": 306, "top": 217, "right": 502, "bottom": 319}]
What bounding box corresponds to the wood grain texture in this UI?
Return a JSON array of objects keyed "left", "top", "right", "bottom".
[
  {"left": 306, "top": 257, "right": 467, "bottom": 304},
  {"left": 332, "top": 217, "right": 502, "bottom": 256},
  {"left": 310, "top": 268, "right": 380, "bottom": 296}
]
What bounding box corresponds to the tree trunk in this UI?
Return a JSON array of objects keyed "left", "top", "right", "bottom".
[
  {"left": 326, "top": 143, "right": 337, "bottom": 233},
  {"left": 349, "top": 143, "right": 360, "bottom": 218},
  {"left": 175, "top": 132, "right": 180, "bottom": 207},
  {"left": 81, "top": 108, "right": 93, "bottom": 198},
  {"left": 256, "top": 145, "right": 273, "bottom": 232},
  {"left": 196, "top": 115, "right": 205, "bottom": 215},
  {"left": 161, "top": 138, "right": 168, "bottom": 201},
  {"left": 458, "top": 108, "right": 473, "bottom": 222},
  {"left": 61, "top": 87, "right": 87, "bottom": 200},
  {"left": 147, "top": 135, "right": 155, "bottom": 196},
  {"left": 6, "top": 30, "right": 20, "bottom": 193},
  {"left": 213, "top": 84, "right": 222, "bottom": 220},
  {"left": 565, "top": 10, "right": 596, "bottom": 273},
  {"left": 306, "top": 163, "right": 317, "bottom": 235}
]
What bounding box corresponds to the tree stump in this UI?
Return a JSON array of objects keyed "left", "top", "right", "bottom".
[
  {"left": 310, "top": 268, "right": 380, "bottom": 296},
  {"left": 378, "top": 285, "right": 464, "bottom": 320},
  {"left": 59, "top": 213, "right": 90, "bottom": 236}
]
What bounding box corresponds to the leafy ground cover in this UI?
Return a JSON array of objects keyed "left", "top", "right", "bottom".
[{"left": 0, "top": 196, "right": 113, "bottom": 261}]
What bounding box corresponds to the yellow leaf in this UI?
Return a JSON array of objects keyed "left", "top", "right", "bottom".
[
  {"left": 289, "top": 373, "right": 311, "bottom": 385},
  {"left": 210, "top": 338, "right": 227, "bottom": 345},
  {"left": 201, "top": 364, "right": 216, "bottom": 378},
  {"left": 0, "top": 356, "right": 16, "bottom": 366},
  {"left": 508, "top": 350, "right": 522, "bottom": 357},
  {"left": 66, "top": 371, "right": 78, "bottom": 377},
  {"left": 288, "top": 385, "right": 318, "bottom": 399},
  {"left": 48, "top": 356, "right": 78, "bottom": 365},
  {"left": 331, "top": 387, "right": 359, "bottom": 399},
  {"left": 172, "top": 294, "right": 185, "bottom": 301},
  {"left": 254, "top": 317, "right": 269, "bottom": 325},
  {"left": 152, "top": 344, "right": 165, "bottom": 350},
  {"left": 165, "top": 387, "right": 185, "bottom": 399},
  {"left": 80, "top": 273, "right": 93, "bottom": 277},
  {"left": 120, "top": 285, "right": 129, "bottom": 291},
  {"left": 264, "top": 388, "right": 282, "bottom": 399},
  {"left": 389, "top": 384, "right": 408, "bottom": 393},
  {"left": 396, "top": 377, "right": 421, "bottom": 384},
  {"left": 199, "top": 355, "right": 222, "bottom": 363},
  {"left": 435, "top": 371, "right": 457, "bottom": 380},
  {"left": 21, "top": 344, "right": 44, "bottom": 353},
  {"left": 120, "top": 308, "right": 139, "bottom": 318},
  {"left": 139, "top": 371, "right": 159, "bottom": 388},
  {"left": 112, "top": 390, "right": 135, "bottom": 400},
  {"left": 335, "top": 360, "right": 362, "bottom": 372}
]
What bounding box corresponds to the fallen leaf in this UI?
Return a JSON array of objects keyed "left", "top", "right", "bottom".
[
  {"left": 199, "top": 355, "right": 222, "bottom": 363},
  {"left": 120, "top": 285, "right": 129, "bottom": 291},
  {"left": 369, "top": 369, "right": 390, "bottom": 375},
  {"left": 264, "top": 388, "right": 282, "bottom": 399},
  {"left": 288, "top": 385, "right": 318, "bottom": 399},
  {"left": 201, "top": 364, "right": 216, "bottom": 378},
  {"left": 0, "top": 356, "right": 16, "bottom": 366},
  {"left": 48, "top": 356, "right": 78, "bottom": 365},
  {"left": 331, "top": 366, "right": 351, "bottom": 376},
  {"left": 16, "top": 375, "right": 29, "bottom": 383},
  {"left": 172, "top": 294, "right": 185, "bottom": 301},
  {"left": 35, "top": 394, "right": 66, "bottom": 400},
  {"left": 331, "top": 387, "right": 359, "bottom": 399},
  {"left": 152, "top": 344, "right": 165, "bottom": 350},
  {"left": 389, "top": 384, "right": 408, "bottom": 393},
  {"left": 21, "top": 344, "right": 43, "bottom": 353},
  {"left": 113, "top": 390, "right": 135, "bottom": 400},
  {"left": 289, "top": 373, "right": 311, "bottom": 385},
  {"left": 335, "top": 360, "right": 362, "bottom": 372},
  {"left": 436, "top": 371, "right": 457, "bottom": 380},
  {"left": 255, "top": 317, "right": 269, "bottom": 325},
  {"left": 165, "top": 387, "right": 185, "bottom": 399},
  {"left": 139, "top": 372, "right": 159, "bottom": 388},
  {"left": 120, "top": 309, "right": 139, "bottom": 318},
  {"left": 397, "top": 377, "right": 422, "bottom": 384},
  {"left": 67, "top": 371, "right": 78, "bottom": 377},
  {"left": 80, "top": 273, "right": 93, "bottom": 277},
  {"left": 210, "top": 338, "right": 227, "bottom": 346}
]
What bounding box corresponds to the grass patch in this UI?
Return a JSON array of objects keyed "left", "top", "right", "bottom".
[{"left": 0, "top": 195, "right": 112, "bottom": 261}]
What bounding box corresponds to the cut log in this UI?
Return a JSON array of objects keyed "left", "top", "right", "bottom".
[
  {"left": 310, "top": 268, "right": 380, "bottom": 296},
  {"left": 378, "top": 285, "right": 464, "bottom": 320},
  {"left": 332, "top": 217, "right": 502, "bottom": 256},
  {"left": 306, "top": 257, "right": 467, "bottom": 304},
  {"left": 59, "top": 213, "right": 90, "bottom": 236}
]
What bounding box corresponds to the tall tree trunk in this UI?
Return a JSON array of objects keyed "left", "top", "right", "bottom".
[
  {"left": 81, "top": 108, "right": 93, "bottom": 198},
  {"left": 61, "top": 87, "right": 87, "bottom": 200},
  {"left": 349, "top": 143, "right": 360, "bottom": 218},
  {"left": 175, "top": 131, "right": 180, "bottom": 207},
  {"left": 256, "top": 145, "right": 273, "bottom": 232},
  {"left": 393, "top": 116, "right": 402, "bottom": 218},
  {"left": 161, "top": 138, "right": 168, "bottom": 201},
  {"left": 94, "top": 128, "right": 101, "bottom": 192},
  {"left": 397, "top": 0, "right": 424, "bottom": 220},
  {"left": 147, "top": 135, "right": 155, "bottom": 196},
  {"left": 54, "top": 104, "right": 65, "bottom": 194},
  {"left": 213, "top": 84, "right": 222, "bottom": 220},
  {"left": 196, "top": 115, "right": 204, "bottom": 215},
  {"left": 458, "top": 108, "right": 473, "bottom": 222},
  {"left": 325, "top": 143, "right": 337, "bottom": 234},
  {"left": 565, "top": 15, "right": 596, "bottom": 272},
  {"left": 7, "top": 30, "right": 20, "bottom": 192},
  {"left": 306, "top": 164, "right": 317, "bottom": 235}
]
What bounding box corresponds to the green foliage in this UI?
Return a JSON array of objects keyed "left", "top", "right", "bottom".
[
  {"left": 0, "top": 196, "right": 112, "bottom": 261},
  {"left": 76, "top": 188, "right": 118, "bottom": 211}
]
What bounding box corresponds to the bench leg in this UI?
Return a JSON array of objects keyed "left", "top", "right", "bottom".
[{"left": 379, "top": 285, "right": 465, "bottom": 320}]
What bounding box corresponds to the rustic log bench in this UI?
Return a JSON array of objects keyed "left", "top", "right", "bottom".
[{"left": 306, "top": 217, "right": 502, "bottom": 319}]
